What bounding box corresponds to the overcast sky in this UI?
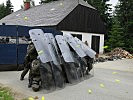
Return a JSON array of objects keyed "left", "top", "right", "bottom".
[{"left": 0, "top": 0, "right": 118, "bottom": 11}]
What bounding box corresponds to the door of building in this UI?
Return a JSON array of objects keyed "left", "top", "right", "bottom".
[{"left": 91, "top": 35, "right": 100, "bottom": 53}]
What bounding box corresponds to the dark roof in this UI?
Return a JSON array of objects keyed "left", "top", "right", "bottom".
[{"left": 0, "top": 0, "right": 95, "bottom": 26}]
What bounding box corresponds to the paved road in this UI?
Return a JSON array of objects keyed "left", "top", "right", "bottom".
[{"left": 0, "top": 59, "right": 133, "bottom": 100}]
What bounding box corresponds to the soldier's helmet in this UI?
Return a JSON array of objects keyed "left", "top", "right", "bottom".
[{"left": 31, "top": 59, "right": 41, "bottom": 72}]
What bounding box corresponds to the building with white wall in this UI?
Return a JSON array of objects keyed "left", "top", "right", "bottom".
[
  {"left": 62, "top": 31, "right": 104, "bottom": 54},
  {"left": 0, "top": 0, "right": 106, "bottom": 54}
]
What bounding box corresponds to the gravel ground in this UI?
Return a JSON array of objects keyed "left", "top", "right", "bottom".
[{"left": 0, "top": 59, "right": 133, "bottom": 100}]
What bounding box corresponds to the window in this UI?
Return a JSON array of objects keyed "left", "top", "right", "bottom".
[{"left": 71, "top": 34, "right": 82, "bottom": 40}]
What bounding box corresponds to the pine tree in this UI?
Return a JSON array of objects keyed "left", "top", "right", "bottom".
[
  {"left": 106, "top": 17, "right": 124, "bottom": 51},
  {"left": 0, "top": 0, "right": 14, "bottom": 20},
  {"left": 5, "top": 0, "right": 14, "bottom": 15},
  {"left": 31, "top": 0, "right": 35, "bottom": 7},
  {"left": 84, "top": 0, "right": 112, "bottom": 33},
  {"left": 0, "top": 3, "right": 7, "bottom": 20},
  {"left": 115, "top": 0, "right": 133, "bottom": 52}
]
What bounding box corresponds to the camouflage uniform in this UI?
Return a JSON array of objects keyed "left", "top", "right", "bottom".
[
  {"left": 20, "top": 42, "right": 38, "bottom": 81},
  {"left": 30, "top": 59, "right": 41, "bottom": 92}
]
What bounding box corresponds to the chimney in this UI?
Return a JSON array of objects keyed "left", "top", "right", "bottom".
[{"left": 24, "top": 0, "right": 30, "bottom": 10}]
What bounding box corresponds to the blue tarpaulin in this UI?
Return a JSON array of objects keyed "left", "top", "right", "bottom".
[
  {"left": 0, "top": 44, "right": 17, "bottom": 64},
  {"left": 0, "top": 25, "right": 62, "bottom": 67},
  {"left": 0, "top": 25, "right": 29, "bottom": 65},
  {"left": 17, "top": 26, "right": 32, "bottom": 37},
  {"left": 0, "top": 25, "right": 17, "bottom": 36},
  {"left": 17, "top": 44, "right": 28, "bottom": 64}
]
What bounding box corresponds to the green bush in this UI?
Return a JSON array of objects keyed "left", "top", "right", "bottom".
[{"left": 0, "top": 86, "right": 14, "bottom": 100}]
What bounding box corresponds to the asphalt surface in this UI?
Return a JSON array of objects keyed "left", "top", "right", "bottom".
[{"left": 0, "top": 59, "right": 133, "bottom": 100}]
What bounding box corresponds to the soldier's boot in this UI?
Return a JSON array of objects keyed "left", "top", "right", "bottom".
[
  {"left": 20, "top": 77, "right": 24, "bottom": 81},
  {"left": 28, "top": 82, "right": 32, "bottom": 88},
  {"left": 32, "top": 77, "right": 41, "bottom": 92},
  {"left": 85, "top": 62, "right": 93, "bottom": 75},
  {"left": 28, "top": 84, "right": 32, "bottom": 88},
  {"left": 85, "top": 68, "right": 90, "bottom": 75}
]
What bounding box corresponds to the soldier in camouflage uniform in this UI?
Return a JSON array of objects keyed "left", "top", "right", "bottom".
[
  {"left": 20, "top": 42, "right": 38, "bottom": 87},
  {"left": 30, "top": 59, "right": 41, "bottom": 92}
]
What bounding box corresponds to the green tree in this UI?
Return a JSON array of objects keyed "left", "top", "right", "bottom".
[
  {"left": 115, "top": 0, "right": 133, "bottom": 52},
  {"left": 106, "top": 17, "right": 125, "bottom": 51},
  {"left": 0, "top": 0, "right": 14, "bottom": 20},
  {"left": 84, "top": 0, "right": 112, "bottom": 32},
  {"left": 5, "top": 0, "right": 14, "bottom": 15},
  {"left": 31, "top": 0, "right": 35, "bottom": 7},
  {"left": 0, "top": 3, "right": 7, "bottom": 20}
]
